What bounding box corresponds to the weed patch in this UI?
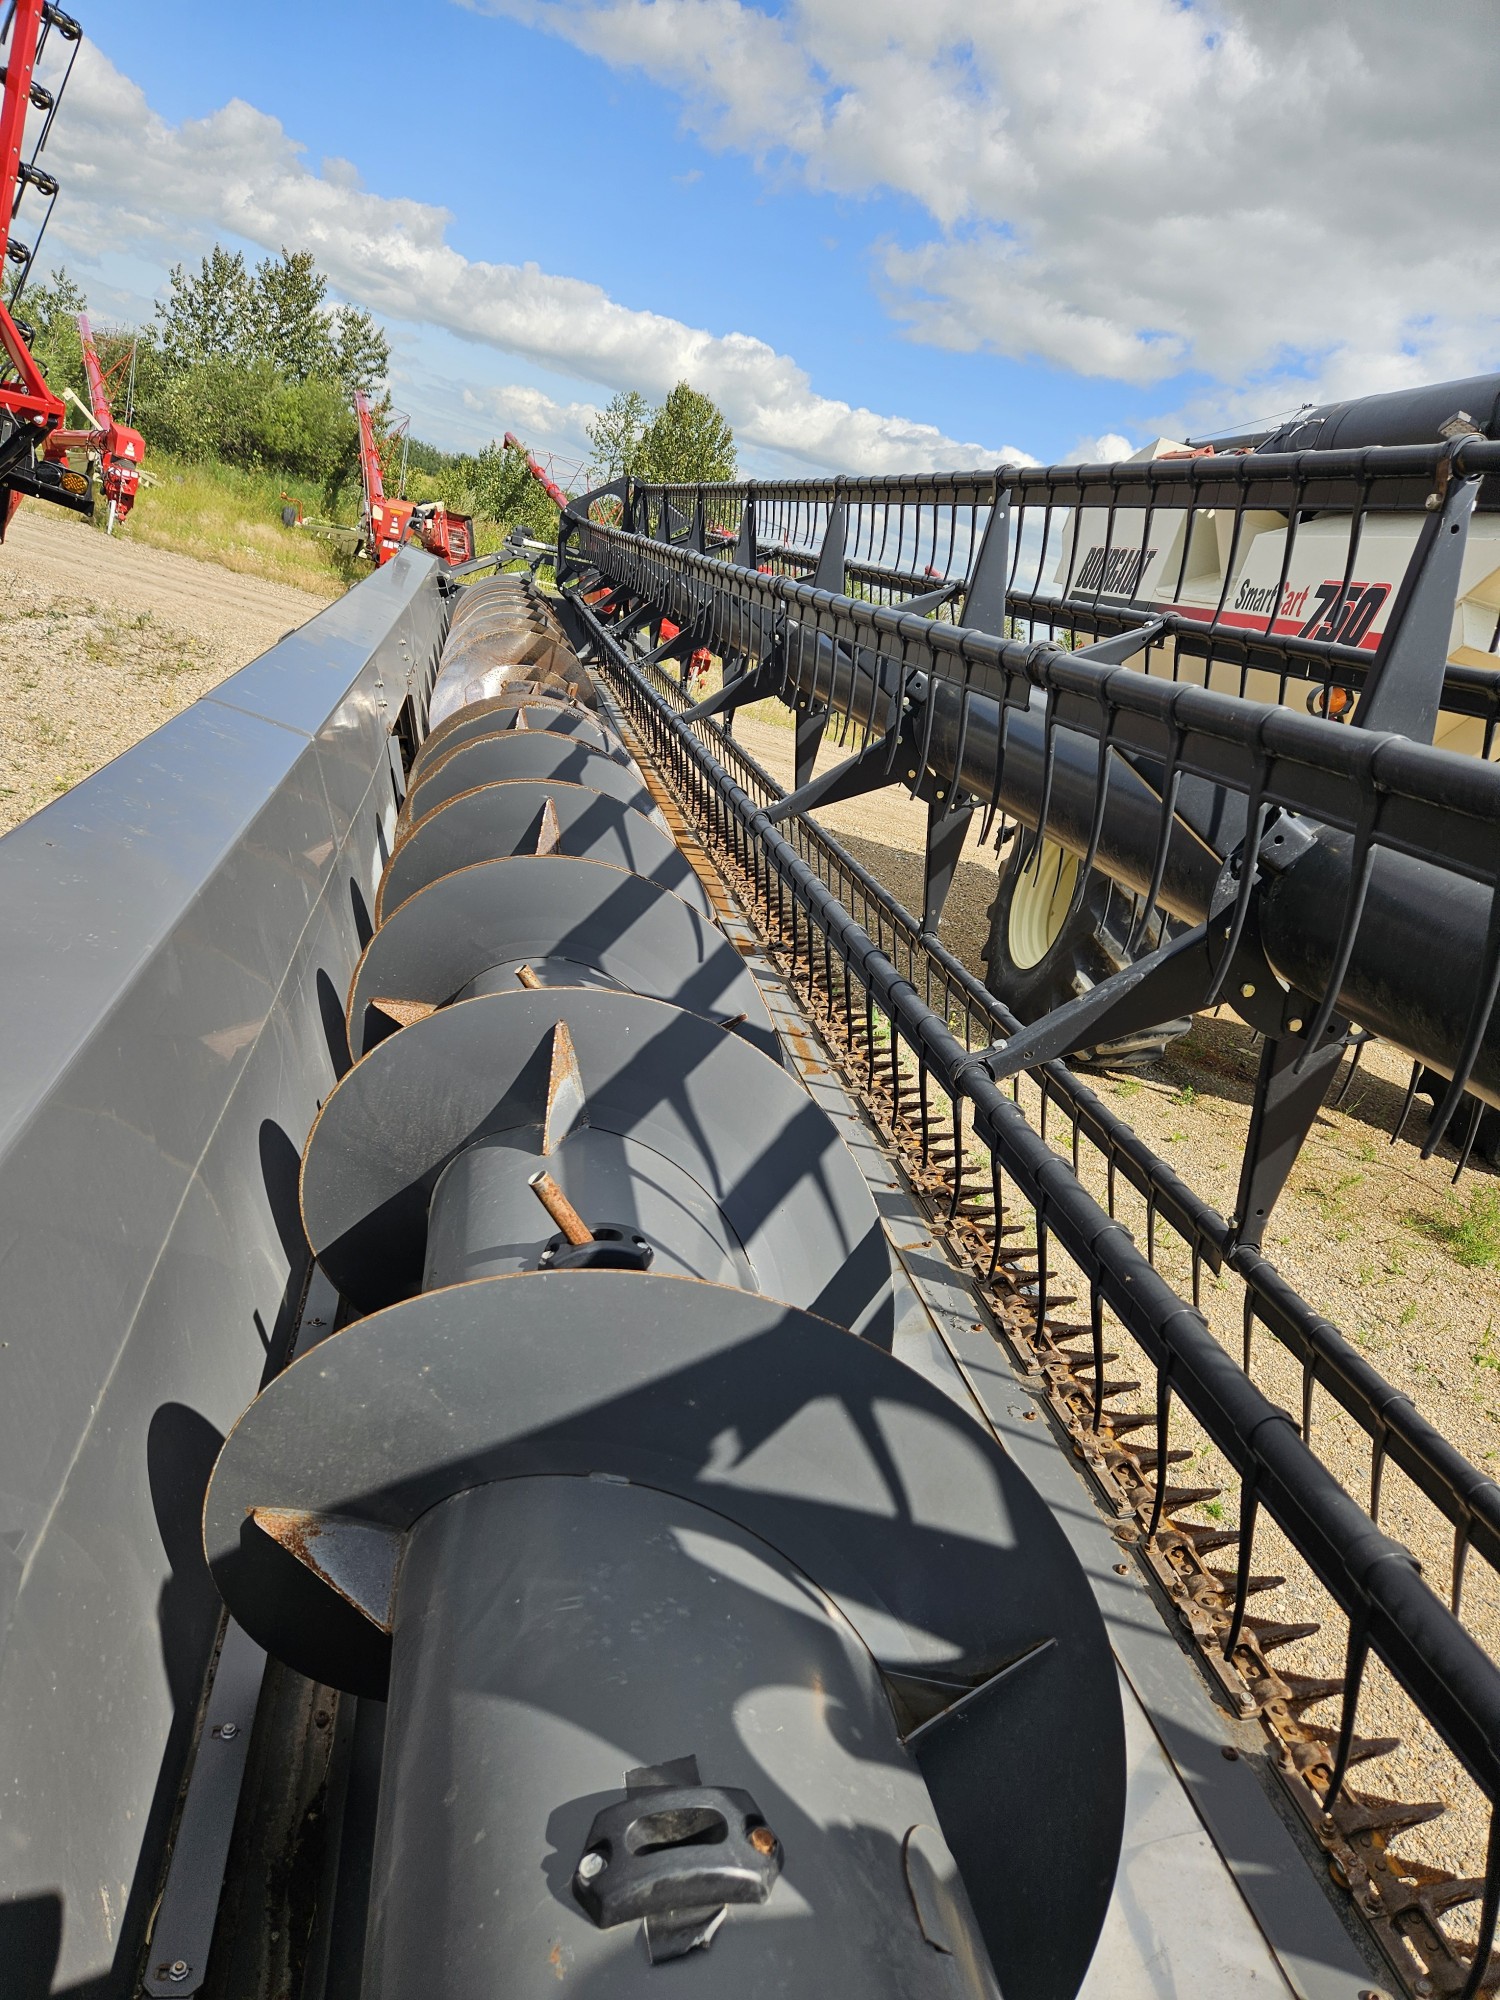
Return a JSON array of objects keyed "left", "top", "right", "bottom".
[{"left": 1415, "top": 1187, "right": 1500, "bottom": 1270}]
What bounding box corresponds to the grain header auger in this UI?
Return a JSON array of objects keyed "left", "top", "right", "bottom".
[
  {"left": 1, "top": 548, "right": 1163, "bottom": 2000},
  {"left": 555, "top": 385, "right": 1500, "bottom": 1250},
  {"left": 204, "top": 566, "right": 1134, "bottom": 2000}
]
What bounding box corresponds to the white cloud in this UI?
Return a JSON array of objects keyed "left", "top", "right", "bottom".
[
  {"left": 465, "top": 0, "right": 1500, "bottom": 420},
  {"left": 1071, "top": 433, "right": 1134, "bottom": 464},
  {"left": 38, "top": 42, "right": 1030, "bottom": 474},
  {"left": 463, "top": 382, "right": 603, "bottom": 473}
]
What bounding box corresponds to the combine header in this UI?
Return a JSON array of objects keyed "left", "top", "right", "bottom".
[{"left": 6, "top": 372, "right": 1500, "bottom": 2000}]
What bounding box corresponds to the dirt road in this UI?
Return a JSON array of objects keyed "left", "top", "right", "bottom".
[{"left": 0, "top": 503, "right": 335, "bottom": 834}]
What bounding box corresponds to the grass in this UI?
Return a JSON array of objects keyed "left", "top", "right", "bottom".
[
  {"left": 108, "top": 453, "right": 538, "bottom": 600},
  {"left": 112, "top": 453, "right": 361, "bottom": 595},
  {"left": 1418, "top": 1186, "right": 1500, "bottom": 1270}
]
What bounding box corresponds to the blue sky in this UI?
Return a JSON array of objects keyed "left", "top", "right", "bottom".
[{"left": 42, "top": 0, "right": 1500, "bottom": 474}]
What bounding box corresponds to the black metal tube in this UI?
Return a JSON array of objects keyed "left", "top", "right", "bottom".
[
  {"left": 788, "top": 632, "right": 1221, "bottom": 919},
  {"left": 1259, "top": 833, "right": 1500, "bottom": 1101},
  {"left": 789, "top": 625, "right": 1500, "bottom": 1106}
]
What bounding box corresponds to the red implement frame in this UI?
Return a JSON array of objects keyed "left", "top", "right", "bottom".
[
  {"left": 508, "top": 430, "right": 710, "bottom": 674},
  {"left": 48, "top": 312, "right": 145, "bottom": 528},
  {"left": 354, "top": 389, "right": 474, "bottom": 568},
  {"left": 0, "top": 1, "right": 91, "bottom": 532}
]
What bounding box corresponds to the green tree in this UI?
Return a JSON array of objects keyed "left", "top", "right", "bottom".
[
  {"left": 155, "top": 247, "right": 258, "bottom": 370},
  {"left": 142, "top": 355, "right": 356, "bottom": 483},
  {"left": 17, "top": 267, "right": 86, "bottom": 403},
  {"left": 329, "top": 304, "right": 389, "bottom": 394},
  {"left": 587, "top": 390, "right": 650, "bottom": 479},
  {"left": 472, "top": 437, "right": 562, "bottom": 538},
  {"left": 638, "top": 381, "right": 736, "bottom": 485},
  {"left": 254, "top": 247, "right": 332, "bottom": 381}
]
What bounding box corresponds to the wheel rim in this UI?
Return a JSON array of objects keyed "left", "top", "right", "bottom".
[{"left": 1007, "top": 838, "right": 1080, "bottom": 971}]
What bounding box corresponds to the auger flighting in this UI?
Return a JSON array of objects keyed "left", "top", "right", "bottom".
[{"left": 202, "top": 569, "right": 1126, "bottom": 2000}]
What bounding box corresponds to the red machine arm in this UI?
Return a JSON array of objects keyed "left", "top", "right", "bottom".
[
  {"left": 504, "top": 431, "right": 569, "bottom": 512},
  {"left": 78, "top": 309, "right": 109, "bottom": 424},
  {"left": 0, "top": 1, "right": 69, "bottom": 428},
  {"left": 52, "top": 312, "right": 144, "bottom": 529},
  {"left": 355, "top": 390, "right": 386, "bottom": 511}
]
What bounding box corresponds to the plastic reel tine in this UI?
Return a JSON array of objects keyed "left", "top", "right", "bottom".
[
  {"left": 1392, "top": 1060, "right": 1423, "bottom": 1146},
  {"left": 1294, "top": 808, "right": 1380, "bottom": 1074},
  {"left": 912, "top": 640, "right": 941, "bottom": 782},
  {"left": 1134, "top": 491, "right": 1160, "bottom": 610},
  {"left": 1065, "top": 689, "right": 1116, "bottom": 930},
  {"left": 1458, "top": 1809, "right": 1500, "bottom": 2000},
  {"left": 950, "top": 674, "right": 974, "bottom": 804},
  {"left": 1333, "top": 1032, "right": 1367, "bottom": 1109},
  {"left": 1222, "top": 1471, "right": 1260, "bottom": 1661},
  {"left": 978, "top": 688, "right": 1016, "bottom": 846},
  {"left": 1203, "top": 795, "right": 1269, "bottom": 1010},
  {"left": 1128, "top": 727, "right": 1185, "bottom": 956},
  {"left": 1322, "top": 1606, "right": 1371, "bottom": 1815},
  {"left": 1423, "top": 875, "right": 1500, "bottom": 1158},
  {"left": 1089, "top": 1287, "right": 1105, "bottom": 1432},
  {"left": 945, "top": 1096, "right": 965, "bottom": 1223},
  {"left": 1034, "top": 1212, "right": 1049, "bottom": 1329},
  {"left": 986, "top": 1157, "right": 1005, "bottom": 1280},
  {"left": 1019, "top": 687, "right": 1062, "bottom": 877},
  {"left": 1090, "top": 489, "right": 1120, "bottom": 612},
  {"left": 1453, "top": 1519, "right": 1472, "bottom": 1619},
  {"left": 1146, "top": 1360, "right": 1175, "bottom": 1541},
  {"left": 1450, "top": 1097, "right": 1487, "bottom": 1183}
]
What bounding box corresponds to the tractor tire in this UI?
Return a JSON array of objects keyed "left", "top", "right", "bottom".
[{"left": 983, "top": 834, "right": 1190, "bottom": 1068}]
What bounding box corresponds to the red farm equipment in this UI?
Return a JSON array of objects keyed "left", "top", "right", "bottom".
[
  {"left": 507, "top": 430, "right": 716, "bottom": 683},
  {"left": 355, "top": 390, "right": 474, "bottom": 567},
  {"left": 503, "top": 429, "right": 570, "bottom": 511},
  {"left": 0, "top": 0, "right": 94, "bottom": 533},
  {"left": 52, "top": 312, "right": 145, "bottom": 531}
]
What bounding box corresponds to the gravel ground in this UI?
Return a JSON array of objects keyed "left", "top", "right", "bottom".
[{"left": 0, "top": 504, "right": 335, "bottom": 833}]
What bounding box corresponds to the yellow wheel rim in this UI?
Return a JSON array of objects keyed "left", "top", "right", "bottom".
[{"left": 1007, "top": 838, "right": 1080, "bottom": 971}]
